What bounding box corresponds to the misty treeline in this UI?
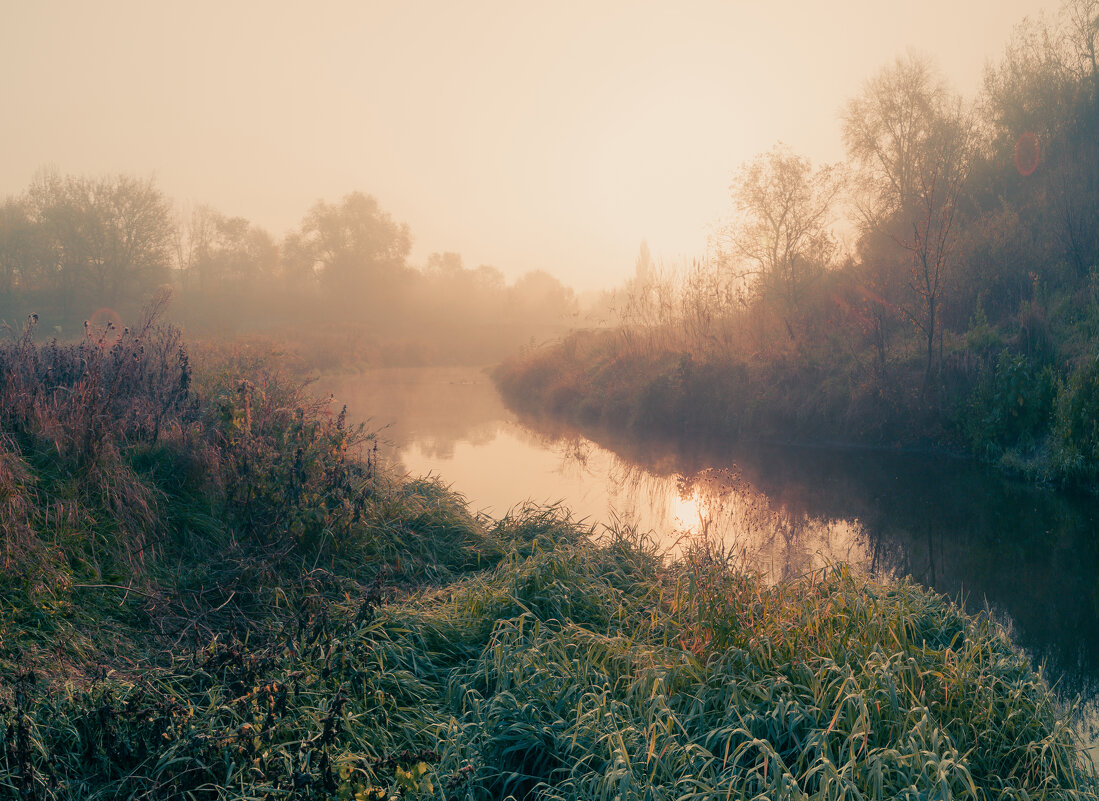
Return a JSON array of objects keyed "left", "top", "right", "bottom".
[
  {"left": 615, "top": 3, "right": 1099, "bottom": 372},
  {"left": 0, "top": 179, "right": 576, "bottom": 367},
  {"left": 505, "top": 1, "right": 1099, "bottom": 483}
]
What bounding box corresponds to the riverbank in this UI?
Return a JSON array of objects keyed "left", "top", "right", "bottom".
[
  {"left": 492, "top": 329, "right": 952, "bottom": 451},
  {"left": 492, "top": 327, "right": 1099, "bottom": 489},
  {"left": 1, "top": 319, "right": 1096, "bottom": 798}
]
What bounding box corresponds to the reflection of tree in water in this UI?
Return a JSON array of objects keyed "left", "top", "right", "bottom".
[
  {"left": 547, "top": 430, "right": 866, "bottom": 581},
  {"left": 554, "top": 436, "right": 594, "bottom": 473},
  {"left": 416, "top": 424, "right": 499, "bottom": 460},
  {"left": 313, "top": 367, "right": 508, "bottom": 469},
  {"left": 680, "top": 467, "right": 866, "bottom": 582}
]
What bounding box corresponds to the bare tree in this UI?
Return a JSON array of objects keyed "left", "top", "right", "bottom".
[
  {"left": 723, "top": 144, "right": 844, "bottom": 339},
  {"left": 1065, "top": 0, "right": 1099, "bottom": 80},
  {"left": 843, "top": 54, "right": 974, "bottom": 391}
]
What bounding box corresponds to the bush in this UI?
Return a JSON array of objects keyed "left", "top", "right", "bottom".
[
  {"left": 966, "top": 350, "right": 1057, "bottom": 459},
  {"left": 0, "top": 304, "right": 521, "bottom": 682},
  {"left": 1053, "top": 354, "right": 1099, "bottom": 483}
]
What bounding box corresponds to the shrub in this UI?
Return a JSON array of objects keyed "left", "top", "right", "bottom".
[
  {"left": 966, "top": 350, "right": 1057, "bottom": 459},
  {"left": 1053, "top": 354, "right": 1099, "bottom": 483}
]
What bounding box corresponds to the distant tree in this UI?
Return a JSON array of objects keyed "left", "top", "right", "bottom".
[
  {"left": 723, "top": 144, "right": 844, "bottom": 338},
  {"left": 843, "top": 54, "right": 974, "bottom": 390},
  {"left": 412, "top": 253, "right": 514, "bottom": 359},
  {"left": 420, "top": 252, "right": 472, "bottom": 322},
  {"left": 980, "top": 6, "right": 1099, "bottom": 282},
  {"left": 172, "top": 207, "right": 200, "bottom": 293},
  {"left": 174, "top": 208, "right": 282, "bottom": 329},
  {"left": 423, "top": 253, "right": 505, "bottom": 305},
  {"left": 173, "top": 205, "right": 217, "bottom": 293},
  {"left": 509, "top": 270, "right": 577, "bottom": 325},
  {"left": 424, "top": 251, "right": 464, "bottom": 278},
  {"left": 188, "top": 210, "right": 278, "bottom": 292},
  {"left": 25, "top": 172, "right": 174, "bottom": 317},
  {"left": 471, "top": 264, "right": 505, "bottom": 292},
  {"left": 0, "top": 198, "right": 48, "bottom": 300},
  {"left": 280, "top": 230, "right": 319, "bottom": 294},
  {"left": 293, "top": 192, "right": 412, "bottom": 314}
]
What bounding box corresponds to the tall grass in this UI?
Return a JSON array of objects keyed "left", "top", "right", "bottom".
[
  {"left": 0, "top": 308, "right": 1094, "bottom": 798},
  {"left": 2, "top": 531, "right": 1095, "bottom": 799},
  {"left": 0, "top": 300, "right": 516, "bottom": 678}
]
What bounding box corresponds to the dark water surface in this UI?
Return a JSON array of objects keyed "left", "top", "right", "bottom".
[{"left": 317, "top": 366, "right": 1099, "bottom": 762}]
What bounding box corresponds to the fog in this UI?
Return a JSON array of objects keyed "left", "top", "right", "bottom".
[
  {"left": 1, "top": 0, "right": 1059, "bottom": 292},
  {"left": 0, "top": 178, "right": 579, "bottom": 366}
]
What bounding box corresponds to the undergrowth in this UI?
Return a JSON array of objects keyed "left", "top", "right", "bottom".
[
  {"left": 0, "top": 305, "right": 1095, "bottom": 798},
  {"left": 492, "top": 330, "right": 933, "bottom": 448},
  {"left": 492, "top": 324, "right": 1099, "bottom": 490}
]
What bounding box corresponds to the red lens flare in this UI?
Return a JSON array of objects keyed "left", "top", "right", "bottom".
[
  {"left": 86, "top": 307, "right": 123, "bottom": 347},
  {"left": 1015, "top": 132, "right": 1040, "bottom": 176}
]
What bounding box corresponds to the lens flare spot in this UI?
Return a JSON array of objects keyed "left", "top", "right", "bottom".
[
  {"left": 1015, "top": 131, "right": 1040, "bottom": 176},
  {"left": 86, "top": 307, "right": 123, "bottom": 347}
]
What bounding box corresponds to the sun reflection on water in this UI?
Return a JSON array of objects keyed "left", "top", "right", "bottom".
[{"left": 670, "top": 480, "right": 704, "bottom": 535}]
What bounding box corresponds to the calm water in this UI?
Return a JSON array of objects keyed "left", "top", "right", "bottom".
[{"left": 317, "top": 366, "right": 1099, "bottom": 761}]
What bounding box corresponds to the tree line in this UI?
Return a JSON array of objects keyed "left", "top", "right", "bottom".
[
  {"left": 0, "top": 176, "right": 576, "bottom": 365},
  {"left": 555, "top": 0, "right": 1099, "bottom": 480},
  {"left": 616, "top": 1, "right": 1096, "bottom": 359}
]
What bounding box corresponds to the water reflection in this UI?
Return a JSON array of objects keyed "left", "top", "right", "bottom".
[
  {"left": 316, "top": 367, "right": 505, "bottom": 464},
  {"left": 574, "top": 426, "right": 1099, "bottom": 715},
  {"left": 315, "top": 367, "right": 1099, "bottom": 761}
]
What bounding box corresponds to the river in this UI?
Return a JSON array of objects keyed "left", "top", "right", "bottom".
[{"left": 316, "top": 365, "right": 1099, "bottom": 762}]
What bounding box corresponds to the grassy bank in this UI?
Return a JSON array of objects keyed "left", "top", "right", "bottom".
[
  {"left": 0, "top": 315, "right": 1096, "bottom": 798},
  {"left": 492, "top": 329, "right": 942, "bottom": 448},
  {"left": 492, "top": 324, "right": 1099, "bottom": 488}
]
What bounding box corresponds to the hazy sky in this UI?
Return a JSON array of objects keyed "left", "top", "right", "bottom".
[{"left": 2, "top": 0, "right": 1062, "bottom": 291}]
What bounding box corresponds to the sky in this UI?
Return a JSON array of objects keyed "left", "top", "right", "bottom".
[{"left": 1, "top": 0, "right": 1064, "bottom": 291}]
